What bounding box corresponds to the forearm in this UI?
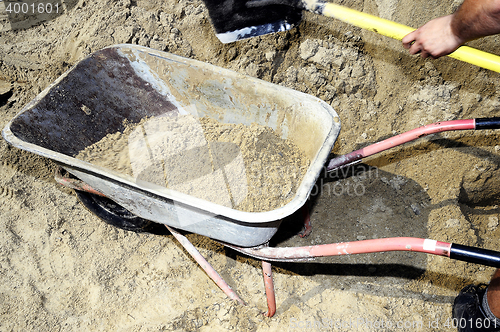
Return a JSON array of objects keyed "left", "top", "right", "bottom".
[{"left": 451, "top": 0, "right": 500, "bottom": 43}]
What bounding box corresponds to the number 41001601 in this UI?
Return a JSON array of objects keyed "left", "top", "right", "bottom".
[{"left": 5, "top": 2, "right": 60, "bottom": 14}]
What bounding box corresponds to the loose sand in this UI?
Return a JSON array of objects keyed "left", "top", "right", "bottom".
[
  {"left": 76, "top": 115, "right": 310, "bottom": 212},
  {"left": 1, "top": 0, "right": 500, "bottom": 331}
]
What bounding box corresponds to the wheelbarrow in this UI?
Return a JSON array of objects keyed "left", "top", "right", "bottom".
[{"left": 3, "top": 45, "right": 500, "bottom": 317}]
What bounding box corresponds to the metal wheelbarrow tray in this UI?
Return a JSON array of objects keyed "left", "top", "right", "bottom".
[
  {"left": 2, "top": 44, "right": 341, "bottom": 248},
  {"left": 5, "top": 45, "right": 500, "bottom": 317}
]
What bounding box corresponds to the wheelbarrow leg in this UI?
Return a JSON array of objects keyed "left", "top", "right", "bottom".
[
  {"left": 298, "top": 201, "right": 312, "bottom": 238},
  {"left": 165, "top": 225, "right": 245, "bottom": 305},
  {"left": 262, "top": 261, "right": 276, "bottom": 317}
]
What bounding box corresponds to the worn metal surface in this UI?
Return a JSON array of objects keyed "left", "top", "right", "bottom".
[{"left": 2, "top": 44, "right": 341, "bottom": 247}]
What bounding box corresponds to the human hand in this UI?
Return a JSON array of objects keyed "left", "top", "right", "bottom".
[{"left": 402, "top": 14, "right": 464, "bottom": 59}]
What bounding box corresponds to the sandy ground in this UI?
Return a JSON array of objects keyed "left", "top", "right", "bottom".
[{"left": 2, "top": 0, "right": 500, "bottom": 331}]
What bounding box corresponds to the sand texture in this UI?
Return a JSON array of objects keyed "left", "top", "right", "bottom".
[
  {"left": 2, "top": 0, "right": 500, "bottom": 330},
  {"left": 76, "top": 115, "right": 310, "bottom": 212}
]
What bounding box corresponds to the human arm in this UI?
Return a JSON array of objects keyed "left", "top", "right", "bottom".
[{"left": 402, "top": 0, "right": 500, "bottom": 59}]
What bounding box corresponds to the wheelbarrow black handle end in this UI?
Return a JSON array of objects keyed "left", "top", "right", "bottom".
[
  {"left": 475, "top": 117, "right": 500, "bottom": 130},
  {"left": 450, "top": 243, "right": 500, "bottom": 268}
]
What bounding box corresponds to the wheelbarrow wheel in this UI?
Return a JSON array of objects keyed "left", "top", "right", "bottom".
[{"left": 75, "top": 190, "right": 164, "bottom": 234}]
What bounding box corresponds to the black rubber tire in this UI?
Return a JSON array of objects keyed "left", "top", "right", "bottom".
[{"left": 75, "top": 190, "right": 166, "bottom": 234}]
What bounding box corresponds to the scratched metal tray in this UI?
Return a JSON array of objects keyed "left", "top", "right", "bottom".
[{"left": 2, "top": 44, "right": 341, "bottom": 247}]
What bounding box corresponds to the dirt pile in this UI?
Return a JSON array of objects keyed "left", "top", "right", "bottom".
[
  {"left": 76, "top": 115, "right": 310, "bottom": 212},
  {"left": 1, "top": 0, "right": 500, "bottom": 330}
]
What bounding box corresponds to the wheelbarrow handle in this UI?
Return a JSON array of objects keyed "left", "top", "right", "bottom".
[
  {"left": 450, "top": 244, "right": 500, "bottom": 268},
  {"left": 327, "top": 117, "right": 500, "bottom": 171},
  {"left": 476, "top": 117, "right": 500, "bottom": 130},
  {"left": 227, "top": 237, "right": 500, "bottom": 268}
]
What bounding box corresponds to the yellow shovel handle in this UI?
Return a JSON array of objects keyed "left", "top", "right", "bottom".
[{"left": 321, "top": 2, "right": 500, "bottom": 73}]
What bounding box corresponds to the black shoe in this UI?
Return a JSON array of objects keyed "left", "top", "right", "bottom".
[{"left": 453, "top": 284, "right": 500, "bottom": 332}]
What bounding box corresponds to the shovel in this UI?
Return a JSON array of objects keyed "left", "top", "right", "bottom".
[{"left": 202, "top": 0, "right": 500, "bottom": 72}]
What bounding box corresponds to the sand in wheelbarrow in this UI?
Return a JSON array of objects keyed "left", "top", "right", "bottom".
[{"left": 75, "top": 114, "right": 310, "bottom": 212}]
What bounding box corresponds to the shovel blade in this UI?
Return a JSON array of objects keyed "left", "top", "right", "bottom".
[{"left": 202, "top": 0, "right": 302, "bottom": 43}]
